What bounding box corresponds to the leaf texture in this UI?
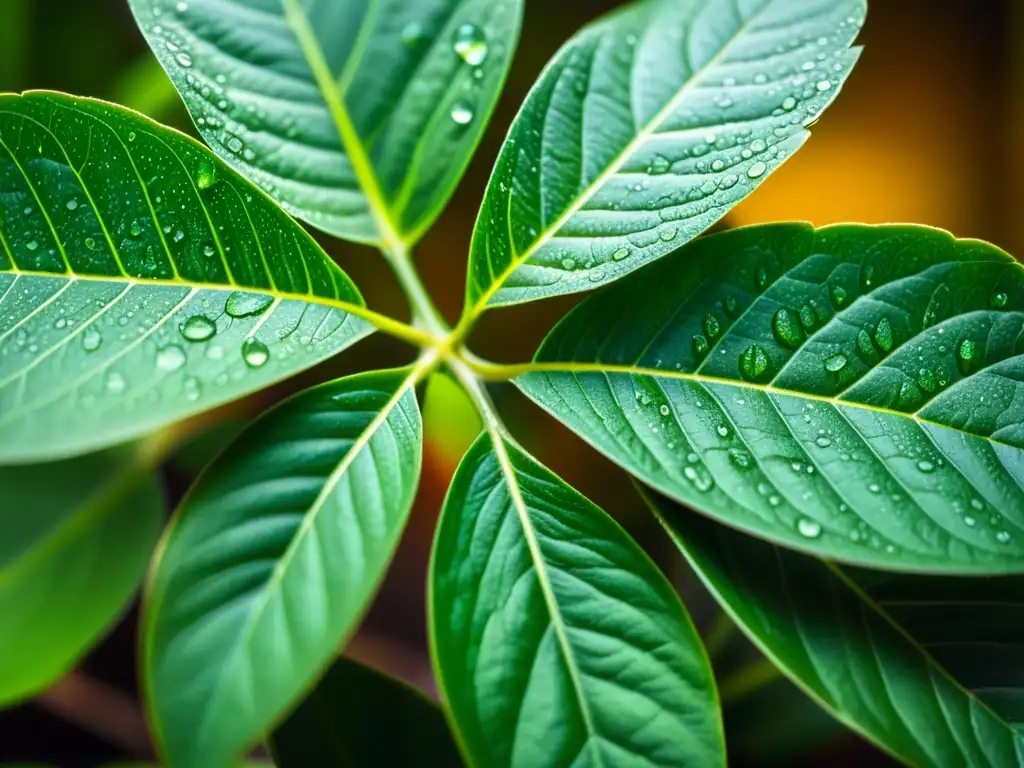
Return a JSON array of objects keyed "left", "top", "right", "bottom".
[
  {"left": 0, "top": 446, "right": 163, "bottom": 705},
  {"left": 271, "top": 657, "right": 463, "bottom": 768},
  {"left": 463, "top": 0, "right": 864, "bottom": 312},
  {"left": 649, "top": 490, "right": 1024, "bottom": 767},
  {"left": 518, "top": 223, "right": 1024, "bottom": 573},
  {"left": 430, "top": 433, "right": 723, "bottom": 768},
  {"left": 129, "top": 0, "right": 523, "bottom": 246},
  {"left": 144, "top": 368, "right": 423, "bottom": 768},
  {"left": 0, "top": 92, "right": 371, "bottom": 464}
]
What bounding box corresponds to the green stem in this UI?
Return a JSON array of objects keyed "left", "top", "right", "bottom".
[
  {"left": 718, "top": 657, "right": 782, "bottom": 706},
  {"left": 385, "top": 243, "right": 450, "bottom": 337},
  {"left": 702, "top": 610, "right": 738, "bottom": 660}
]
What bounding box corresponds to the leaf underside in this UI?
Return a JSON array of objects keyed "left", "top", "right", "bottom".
[
  {"left": 145, "top": 368, "right": 422, "bottom": 768},
  {"left": 129, "top": 0, "right": 523, "bottom": 246},
  {"left": 431, "top": 434, "right": 724, "bottom": 768},
  {"left": 650, "top": 491, "right": 1024, "bottom": 768},
  {"left": 0, "top": 446, "right": 163, "bottom": 705},
  {"left": 0, "top": 92, "right": 370, "bottom": 463},
  {"left": 465, "top": 0, "right": 865, "bottom": 311},
  {"left": 519, "top": 223, "right": 1024, "bottom": 574}
]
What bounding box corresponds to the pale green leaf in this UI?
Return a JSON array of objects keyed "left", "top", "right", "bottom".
[
  {"left": 430, "top": 433, "right": 723, "bottom": 768},
  {"left": 0, "top": 445, "right": 164, "bottom": 706},
  {"left": 518, "top": 223, "right": 1024, "bottom": 573},
  {"left": 128, "top": 0, "right": 523, "bottom": 247},
  {"left": 463, "top": 0, "right": 864, "bottom": 314},
  {"left": 144, "top": 367, "right": 423, "bottom": 768},
  {"left": 649, "top": 490, "right": 1024, "bottom": 767},
  {"left": 271, "top": 657, "right": 463, "bottom": 767},
  {"left": 0, "top": 92, "right": 371, "bottom": 464}
]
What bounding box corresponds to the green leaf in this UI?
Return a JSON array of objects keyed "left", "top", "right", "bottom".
[
  {"left": 462, "top": 0, "right": 864, "bottom": 314},
  {"left": 518, "top": 223, "right": 1024, "bottom": 573},
  {"left": 144, "top": 367, "right": 424, "bottom": 768},
  {"left": 271, "top": 656, "right": 463, "bottom": 768},
  {"left": 0, "top": 91, "right": 371, "bottom": 464},
  {"left": 0, "top": 445, "right": 164, "bottom": 706},
  {"left": 648, "top": 490, "right": 1024, "bottom": 767},
  {"left": 430, "top": 433, "right": 723, "bottom": 768},
  {"left": 128, "top": 0, "right": 523, "bottom": 247}
]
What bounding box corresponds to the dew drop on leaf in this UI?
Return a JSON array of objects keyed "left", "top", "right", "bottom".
[
  {"left": 130, "top": 220, "right": 143, "bottom": 237},
  {"left": 82, "top": 327, "right": 102, "bottom": 352},
  {"left": 996, "top": 530, "right": 1012, "bottom": 544},
  {"left": 829, "top": 285, "right": 847, "bottom": 307},
  {"left": 25, "top": 240, "right": 38, "bottom": 251},
  {"left": 242, "top": 337, "right": 270, "bottom": 368},
  {"left": 823, "top": 353, "right": 848, "bottom": 373},
  {"left": 728, "top": 448, "right": 752, "bottom": 469},
  {"left": 991, "top": 291, "right": 1009, "bottom": 309},
  {"left": 106, "top": 371, "right": 127, "bottom": 394},
  {"left": 648, "top": 155, "right": 671, "bottom": 175},
  {"left": 453, "top": 23, "right": 488, "bottom": 66},
  {"left": 180, "top": 315, "right": 216, "bottom": 342},
  {"left": 873, "top": 317, "right": 894, "bottom": 352},
  {"left": 196, "top": 159, "right": 217, "bottom": 190},
  {"left": 739, "top": 344, "right": 769, "bottom": 381},
  {"left": 856, "top": 329, "right": 874, "bottom": 359},
  {"left": 450, "top": 101, "right": 474, "bottom": 125},
  {"left": 703, "top": 314, "right": 721, "bottom": 339},
  {"left": 225, "top": 291, "right": 274, "bottom": 318},
  {"left": 796, "top": 518, "right": 822, "bottom": 539},
  {"left": 956, "top": 338, "right": 977, "bottom": 373},
  {"left": 692, "top": 334, "right": 709, "bottom": 359},
  {"left": 612, "top": 247, "right": 630, "bottom": 261},
  {"left": 85, "top": 237, "right": 96, "bottom": 250},
  {"left": 747, "top": 161, "right": 768, "bottom": 178},
  {"left": 183, "top": 376, "right": 202, "bottom": 402},
  {"left": 156, "top": 345, "right": 186, "bottom": 372},
  {"left": 771, "top": 307, "right": 804, "bottom": 349},
  {"left": 917, "top": 460, "right": 935, "bottom": 473}
]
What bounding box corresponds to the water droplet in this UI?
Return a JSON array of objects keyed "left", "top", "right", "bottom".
[
  {"left": 816, "top": 80, "right": 832, "bottom": 91},
  {"left": 127, "top": 131, "right": 137, "bottom": 142},
  {"left": 964, "top": 516, "right": 977, "bottom": 527},
  {"left": 659, "top": 404, "right": 670, "bottom": 417},
  {"left": 612, "top": 247, "right": 630, "bottom": 261},
  {"left": 173, "top": 230, "right": 185, "bottom": 243},
  {"left": 815, "top": 436, "right": 832, "bottom": 448},
  {"left": 740, "top": 344, "right": 769, "bottom": 381},
  {"left": 659, "top": 227, "right": 677, "bottom": 242},
  {"left": 66, "top": 199, "right": 78, "bottom": 211},
  {"left": 130, "top": 220, "right": 143, "bottom": 237},
  {"left": 917, "top": 460, "right": 935, "bottom": 473},
  {"left": 453, "top": 23, "right": 488, "bottom": 66},
  {"left": 782, "top": 96, "right": 797, "bottom": 111},
  {"left": 824, "top": 353, "right": 848, "bottom": 373},
  {"left": 157, "top": 345, "right": 186, "bottom": 372},
  {"left": 756, "top": 265, "right": 770, "bottom": 290},
  {"left": 203, "top": 245, "right": 216, "bottom": 257},
  {"left": 728, "top": 448, "right": 752, "bottom": 469},
  {"left": 180, "top": 315, "right": 216, "bottom": 342},
  {"left": 747, "top": 161, "right": 768, "bottom": 179},
  {"left": 561, "top": 257, "right": 575, "bottom": 270},
  {"left": 82, "top": 328, "right": 102, "bottom": 352},
  {"left": 183, "top": 376, "right": 202, "bottom": 402},
  {"left": 242, "top": 337, "right": 270, "bottom": 368},
  {"left": 797, "top": 518, "right": 822, "bottom": 538},
  {"left": 957, "top": 339, "right": 977, "bottom": 373},
  {"left": 225, "top": 291, "right": 273, "bottom": 318},
  {"left": 772, "top": 307, "right": 804, "bottom": 349},
  {"left": 25, "top": 240, "right": 38, "bottom": 251},
  {"left": 106, "top": 371, "right": 127, "bottom": 394},
  {"left": 176, "top": 1, "right": 188, "bottom": 10},
  {"left": 648, "top": 155, "right": 671, "bottom": 175},
  {"left": 227, "top": 136, "right": 244, "bottom": 154},
  {"left": 874, "top": 317, "right": 894, "bottom": 352},
  {"left": 991, "top": 291, "right": 1009, "bottom": 309},
  {"left": 692, "top": 335, "right": 709, "bottom": 359},
  {"left": 856, "top": 329, "right": 875, "bottom": 359},
  {"left": 196, "top": 159, "right": 217, "bottom": 189},
  {"left": 830, "top": 285, "right": 847, "bottom": 307},
  {"left": 450, "top": 101, "right": 474, "bottom": 125},
  {"left": 703, "top": 314, "right": 721, "bottom": 339},
  {"left": 683, "top": 465, "right": 715, "bottom": 493},
  {"left": 176, "top": 52, "right": 193, "bottom": 68},
  {"left": 996, "top": 530, "right": 1012, "bottom": 544}
]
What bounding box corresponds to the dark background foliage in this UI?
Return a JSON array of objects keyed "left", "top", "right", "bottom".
[{"left": 1, "top": 0, "right": 1019, "bottom": 765}]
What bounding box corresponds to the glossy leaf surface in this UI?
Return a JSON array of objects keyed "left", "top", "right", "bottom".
[
  {"left": 464, "top": 0, "right": 864, "bottom": 312},
  {"left": 129, "top": 0, "right": 522, "bottom": 246},
  {"left": 0, "top": 92, "right": 371, "bottom": 464},
  {"left": 0, "top": 446, "right": 163, "bottom": 706},
  {"left": 650, "top": 491, "right": 1024, "bottom": 766},
  {"left": 145, "top": 368, "right": 423, "bottom": 768},
  {"left": 519, "top": 223, "right": 1024, "bottom": 573},
  {"left": 430, "top": 434, "right": 723, "bottom": 768},
  {"left": 271, "top": 656, "right": 462, "bottom": 768}
]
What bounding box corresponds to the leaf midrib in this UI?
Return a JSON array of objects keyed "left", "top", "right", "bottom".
[
  {"left": 464, "top": 0, "right": 778, "bottom": 316},
  {"left": 517, "top": 362, "right": 1020, "bottom": 450}
]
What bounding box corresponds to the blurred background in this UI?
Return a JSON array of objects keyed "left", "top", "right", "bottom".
[{"left": 1, "top": 0, "right": 1020, "bottom": 765}]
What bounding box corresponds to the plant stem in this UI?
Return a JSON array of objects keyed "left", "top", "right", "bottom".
[
  {"left": 702, "top": 610, "right": 738, "bottom": 660},
  {"left": 718, "top": 657, "right": 782, "bottom": 706},
  {"left": 385, "top": 243, "right": 450, "bottom": 337}
]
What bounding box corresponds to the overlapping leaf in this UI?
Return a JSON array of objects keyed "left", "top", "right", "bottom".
[
  {"left": 0, "top": 445, "right": 163, "bottom": 706},
  {"left": 463, "top": 0, "right": 864, "bottom": 313},
  {"left": 518, "top": 223, "right": 1024, "bottom": 573},
  {"left": 0, "top": 92, "right": 371, "bottom": 463},
  {"left": 129, "top": 0, "right": 523, "bottom": 246},
  {"left": 271, "top": 657, "right": 463, "bottom": 768},
  {"left": 649, "top": 491, "right": 1024, "bottom": 767},
  {"left": 430, "top": 433, "right": 723, "bottom": 768},
  {"left": 145, "top": 368, "right": 423, "bottom": 768}
]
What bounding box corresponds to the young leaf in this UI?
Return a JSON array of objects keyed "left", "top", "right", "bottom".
[
  {"left": 648, "top": 490, "right": 1024, "bottom": 767},
  {"left": 144, "top": 367, "right": 424, "bottom": 768},
  {"left": 270, "top": 657, "right": 463, "bottom": 768},
  {"left": 128, "top": 0, "right": 523, "bottom": 247},
  {"left": 518, "top": 223, "right": 1024, "bottom": 574},
  {"left": 430, "top": 433, "right": 724, "bottom": 768},
  {"left": 462, "top": 0, "right": 864, "bottom": 315},
  {"left": 0, "top": 446, "right": 163, "bottom": 706},
  {"left": 0, "top": 92, "right": 372, "bottom": 464}
]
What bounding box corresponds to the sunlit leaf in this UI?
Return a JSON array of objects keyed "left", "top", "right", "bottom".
[
  {"left": 0, "top": 92, "right": 371, "bottom": 463},
  {"left": 463, "top": 0, "right": 864, "bottom": 314},
  {"left": 430, "top": 433, "right": 724, "bottom": 768},
  {"left": 129, "top": 0, "right": 523, "bottom": 247},
  {"left": 0, "top": 445, "right": 163, "bottom": 706},
  {"left": 145, "top": 368, "right": 423, "bottom": 768},
  {"left": 271, "top": 657, "right": 462, "bottom": 768},
  {"left": 519, "top": 223, "right": 1024, "bottom": 573},
  {"left": 649, "top": 490, "right": 1024, "bottom": 767}
]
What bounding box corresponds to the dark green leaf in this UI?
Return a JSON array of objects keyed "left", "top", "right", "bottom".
[
  {"left": 144, "top": 367, "right": 424, "bottom": 768},
  {"left": 463, "top": 0, "right": 864, "bottom": 314},
  {"left": 0, "top": 92, "right": 371, "bottom": 464},
  {"left": 648, "top": 490, "right": 1024, "bottom": 767},
  {"left": 430, "top": 433, "right": 723, "bottom": 768},
  {"left": 0, "top": 446, "right": 163, "bottom": 706},
  {"left": 129, "top": 0, "right": 523, "bottom": 247},
  {"left": 519, "top": 223, "right": 1024, "bottom": 573},
  {"left": 271, "top": 656, "right": 462, "bottom": 768}
]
